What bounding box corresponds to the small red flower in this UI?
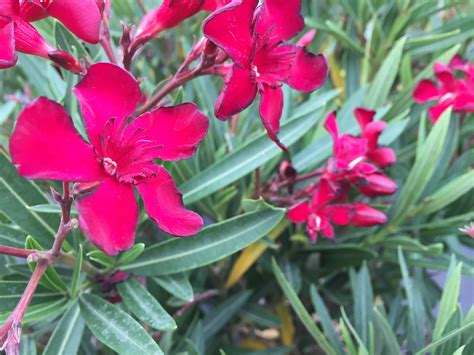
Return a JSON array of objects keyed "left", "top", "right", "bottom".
[
  {"left": 324, "top": 109, "right": 397, "bottom": 197},
  {"left": 0, "top": 0, "right": 101, "bottom": 71},
  {"left": 288, "top": 179, "right": 353, "bottom": 242},
  {"left": 133, "top": 0, "right": 205, "bottom": 48},
  {"left": 413, "top": 55, "right": 474, "bottom": 123},
  {"left": 203, "top": 0, "right": 328, "bottom": 149},
  {"left": 10, "top": 63, "right": 209, "bottom": 256},
  {"left": 459, "top": 222, "right": 474, "bottom": 238}
]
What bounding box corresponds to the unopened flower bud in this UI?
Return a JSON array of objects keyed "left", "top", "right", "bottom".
[
  {"left": 350, "top": 203, "right": 387, "bottom": 227},
  {"left": 48, "top": 50, "right": 84, "bottom": 74},
  {"left": 279, "top": 160, "right": 297, "bottom": 179}
]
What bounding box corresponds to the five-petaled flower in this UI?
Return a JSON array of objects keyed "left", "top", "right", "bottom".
[
  {"left": 324, "top": 109, "right": 397, "bottom": 197},
  {"left": 10, "top": 63, "right": 209, "bottom": 256},
  {"left": 0, "top": 0, "right": 102, "bottom": 72},
  {"left": 413, "top": 55, "right": 474, "bottom": 123},
  {"left": 288, "top": 179, "right": 387, "bottom": 242},
  {"left": 203, "top": 0, "right": 328, "bottom": 149}
]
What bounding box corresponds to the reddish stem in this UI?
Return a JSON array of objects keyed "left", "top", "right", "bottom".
[
  {"left": 0, "top": 183, "right": 75, "bottom": 353},
  {"left": 0, "top": 246, "right": 34, "bottom": 259}
]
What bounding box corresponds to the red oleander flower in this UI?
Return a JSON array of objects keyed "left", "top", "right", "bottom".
[
  {"left": 133, "top": 0, "right": 205, "bottom": 48},
  {"left": 413, "top": 55, "right": 474, "bottom": 123},
  {"left": 0, "top": 0, "right": 102, "bottom": 70},
  {"left": 287, "top": 179, "right": 353, "bottom": 241},
  {"left": 10, "top": 63, "right": 209, "bottom": 256},
  {"left": 288, "top": 179, "right": 388, "bottom": 242},
  {"left": 203, "top": 0, "right": 328, "bottom": 149},
  {"left": 324, "top": 109, "right": 397, "bottom": 197}
]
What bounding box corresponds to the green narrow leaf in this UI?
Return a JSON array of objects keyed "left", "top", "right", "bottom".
[
  {"left": 340, "top": 308, "right": 369, "bottom": 355},
  {"left": 433, "top": 257, "right": 462, "bottom": 340},
  {"left": 25, "top": 236, "right": 68, "bottom": 293},
  {"left": 0, "top": 224, "right": 27, "bottom": 248},
  {"left": 117, "top": 243, "right": 145, "bottom": 266},
  {"left": 350, "top": 263, "right": 373, "bottom": 347},
  {"left": 79, "top": 294, "right": 163, "bottom": 354},
  {"left": 202, "top": 291, "right": 252, "bottom": 339},
  {"left": 43, "top": 302, "right": 85, "bottom": 355},
  {"left": 20, "top": 336, "right": 36, "bottom": 355},
  {"left": 398, "top": 248, "right": 425, "bottom": 352},
  {"left": 153, "top": 273, "right": 194, "bottom": 302},
  {"left": 373, "top": 307, "right": 401, "bottom": 355},
  {"left": 415, "top": 322, "right": 474, "bottom": 355},
  {"left": 0, "top": 281, "right": 62, "bottom": 312},
  {"left": 0, "top": 299, "right": 68, "bottom": 324},
  {"left": 272, "top": 259, "right": 336, "bottom": 355},
  {"left": 0, "top": 152, "right": 56, "bottom": 245},
  {"left": 181, "top": 107, "right": 327, "bottom": 204},
  {"left": 309, "top": 285, "right": 345, "bottom": 354},
  {"left": 391, "top": 109, "right": 452, "bottom": 224},
  {"left": 117, "top": 278, "right": 176, "bottom": 331},
  {"left": 412, "top": 170, "right": 474, "bottom": 216},
  {"left": 122, "top": 207, "right": 285, "bottom": 275},
  {"left": 364, "top": 37, "right": 407, "bottom": 108},
  {"left": 70, "top": 245, "right": 84, "bottom": 298}
]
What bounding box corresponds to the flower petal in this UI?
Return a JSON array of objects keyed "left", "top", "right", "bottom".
[
  {"left": 10, "top": 97, "right": 104, "bottom": 182},
  {"left": 0, "top": 0, "right": 15, "bottom": 15},
  {"left": 259, "top": 85, "right": 284, "bottom": 147},
  {"left": 76, "top": 179, "right": 138, "bottom": 256},
  {"left": 324, "top": 205, "right": 353, "bottom": 225},
  {"left": 137, "top": 166, "right": 203, "bottom": 236},
  {"left": 203, "top": 0, "right": 257, "bottom": 67},
  {"left": 354, "top": 108, "right": 376, "bottom": 131},
  {"left": 13, "top": 18, "right": 53, "bottom": 57},
  {"left": 215, "top": 65, "right": 257, "bottom": 119},
  {"left": 19, "top": 0, "right": 48, "bottom": 22},
  {"left": 367, "top": 147, "right": 396, "bottom": 168},
  {"left": 254, "top": 0, "right": 304, "bottom": 42},
  {"left": 135, "top": 0, "right": 204, "bottom": 43},
  {"left": 0, "top": 16, "right": 17, "bottom": 69},
  {"left": 287, "top": 201, "right": 310, "bottom": 223},
  {"left": 363, "top": 120, "right": 386, "bottom": 150},
  {"left": 73, "top": 63, "right": 141, "bottom": 147},
  {"left": 350, "top": 203, "right": 387, "bottom": 227},
  {"left": 413, "top": 79, "right": 439, "bottom": 103},
  {"left": 130, "top": 103, "right": 209, "bottom": 161},
  {"left": 47, "top": 0, "right": 102, "bottom": 43},
  {"left": 428, "top": 101, "right": 452, "bottom": 124},
  {"left": 312, "top": 178, "right": 337, "bottom": 208},
  {"left": 287, "top": 47, "right": 328, "bottom": 93}
]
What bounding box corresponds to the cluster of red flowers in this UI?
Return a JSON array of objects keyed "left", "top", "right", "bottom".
[
  {"left": 1, "top": 0, "right": 329, "bottom": 255},
  {"left": 287, "top": 109, "right": 397, "bottom": 242},
  {"left": 413, "top": 55, "right": 474, "bottom": 123}
]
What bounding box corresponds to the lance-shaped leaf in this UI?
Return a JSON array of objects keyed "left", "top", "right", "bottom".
[{"left": 121, "top": 207, "right": 285, "bottom": 276}]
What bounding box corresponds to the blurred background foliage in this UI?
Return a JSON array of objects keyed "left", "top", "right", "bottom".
[{"left": 0, "top": 0, "right": 473, "bottom": 354}]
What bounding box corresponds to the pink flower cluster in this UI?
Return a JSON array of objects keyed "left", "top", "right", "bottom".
[
  {"left": 288, "top": 109, "right": 397, "bottom": 242},
  {"left": 413, "top": 55, "right": 474, "bottom": 123}
]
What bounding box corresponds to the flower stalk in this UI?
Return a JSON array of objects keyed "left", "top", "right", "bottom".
[{"left": 0, "top": 183, "right": 76, "bottom": 354}]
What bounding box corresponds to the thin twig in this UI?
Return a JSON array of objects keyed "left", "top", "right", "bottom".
[
  {"left": 0, "top": 183, "right": 76, "bottom": 354},
  {"left": 0, "top": 246, "right": 34, "bottom": 259}
]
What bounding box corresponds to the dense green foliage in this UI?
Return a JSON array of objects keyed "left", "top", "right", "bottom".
[{"left": 0, "top": 0, "right": 473, "bottom": 354}]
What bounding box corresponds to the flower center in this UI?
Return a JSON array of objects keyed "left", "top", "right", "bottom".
[
  {"left": 348, "top": 156, "right": 364, "bottom": 169},
  {"left": 102, "top": 157, "right": 117, "bottom": 176},
  {"left": 252, "top": 65, "right": 261, "bottom": 78}
]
